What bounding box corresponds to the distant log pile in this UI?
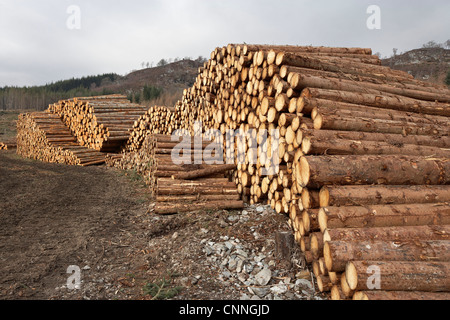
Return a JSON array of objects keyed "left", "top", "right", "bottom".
[
  {"left": 167, "top": 44, "right": 450, "bottom": 299},
  {"left": 48, "top": 94, "right": 149, "bottom": 152},
  {"left": 0, "top": 139, "right": 16, "bottom": 150},
  {"left": 16, "top": 112, "right": 107, "bottom": 166}
]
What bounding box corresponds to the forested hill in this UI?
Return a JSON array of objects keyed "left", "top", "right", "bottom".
[
  {"left": 0, "top": 59, "right": 202, "bottom": 111},
  {"left": 0, "top": 73, "right": 121, "bottom": 111},
  {"left": 382, "top": 47, "right": 450, "bottom": 87}
]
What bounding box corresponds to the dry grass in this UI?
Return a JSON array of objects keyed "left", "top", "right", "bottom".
[
  {"left": 0, "top": 110, "right": 28, "bottom": 142},
  {"left": 142, "top": 89, "right": 183, "bottom": 109}
]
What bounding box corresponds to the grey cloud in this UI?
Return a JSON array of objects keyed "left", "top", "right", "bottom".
[{"left": 0, "top": 0, "right": 448, "bottom": 86}]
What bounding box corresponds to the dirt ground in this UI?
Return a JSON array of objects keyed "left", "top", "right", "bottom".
[{"left": 0, "top": 150, "right": 312, "bottom": 301}]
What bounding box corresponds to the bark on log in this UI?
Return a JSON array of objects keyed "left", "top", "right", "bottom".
[
  {"left": 313, "top": 114, "right": 449, "bottom": 136},
  {"left": 275, "top": 231, "right": 295, "bottom": 261},
  {"left": 345, "top": 261, "right": 450, "bottom": 292},
  {"left": 296, "top": 155, "right": 450, "bottom": 189},
  {"left": 154, "top": 200, "right": 244, "bottom": 215},
  {"left": 323, "top": 225, "right": 450, "bottom": 243},
  {"left": 324, "top": 240, "right": 450, "bottom": 273},
  {"left": 353, "top": 291, "right": 450, "bottom": 300},
  {"left": 319, "top": 185, "right": 450, "bottom": 207},
  {"left": 301, "top": 87, "right": 450, "bottom": 117},
  {"left": 318, "top": 203, "right": 450, "bottom": 232},
  {"left": 301, "top": 137, "right": 450, "bottom": 157},
  {"left": 301, "top": 129, "right": 450, "bottom": 149},
  {"left": 171, "top": 164, "right": 236, "bottom": 180},
  {"left": 156, "top": 186, "right": 238, "bottom": 196},
  {"left": 300, "top": 97, "right": 450, "bottom": 125},
  {"left": 289, "top": 73, "right": 450, "bottom": 103}
]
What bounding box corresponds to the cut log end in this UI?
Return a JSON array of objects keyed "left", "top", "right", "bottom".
[
  {"left": 319, "top": 186, "right": 330, "bottom": 208},
  {"left": 313, "top": 113, "right": 323, "bottom": 130},
  {"left": 345, "top": 262, "right": 359, "bottom": 291},
  {"left": 323, "top": 242, "right": 333, "bottom": 272},
  {"left": 352, "top": 292, "right": 369, "bottom": 300},
  {"left": 330, "top": 285, "right": 343, "bottom": 301},
  {"left": 301, "top": 137, "right": 312, "bottom": 155},
  {"left": 299, "top": 156, "right": 310, "bottom": 188},
  {"left": 318, "top": 208, "right": 328, "bottom": 233}
]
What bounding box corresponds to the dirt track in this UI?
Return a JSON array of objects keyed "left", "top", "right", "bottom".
[
  {"left": 0, "top": 150, "right": 154, "bottom": 299},
  {"left": 0, "top": 150, "right": 310, "bottom": 301}
]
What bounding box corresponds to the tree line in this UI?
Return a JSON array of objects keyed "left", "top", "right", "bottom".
[{"left": 0, "top": 73, "right": 120, "bottom": 111}]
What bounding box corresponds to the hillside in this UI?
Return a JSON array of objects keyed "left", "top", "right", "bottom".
[
  {"left": 101, "top": 59, "right": 202, "bottom": 106},
  {"left": 0, "top": 60, "right": 202, "bottom": 111},
  {"left": 382, "top": 47, "right": 449, "bottom": 86}
]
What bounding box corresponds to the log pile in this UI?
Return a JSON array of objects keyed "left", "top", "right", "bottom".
[
  {"left": 16, "top": 112, "right": 107, "bottom": 166},
  {"left": 124, "top": 105, "right": 183, "bottom": 153},
  {"left": 0, "top": 139, "right": 16, "bottom": 150},
  {"left": 48, "top": 94, "right": 149, "bottom": 152},
  {"left": 13, "top": 43, "right": 449, "bottom": 298},
  {"left": 109, "top": 133, "right": 244, "bottom": 215},
  {"left": 169, "top": 44, "right": 450, "bottom": 299}
]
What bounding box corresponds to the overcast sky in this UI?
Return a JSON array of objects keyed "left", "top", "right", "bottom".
[{"left": 0, "top": 0, "right": 448, "bottom": 87}]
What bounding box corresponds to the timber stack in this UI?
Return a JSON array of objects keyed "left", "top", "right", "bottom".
[
  {"left": 16, "top": 112, "right": 107, "bottom": 166},
  {"left": 48, "top": 94, "right": 149, "bottom": 152},
  {"left": 109, "top": 133, "right": 243, "bottom": 214},
  {"left": 124, "top": 105, "right": 183, "bottom": 153},
  {"left": 170, "top": 44, "right": 450, "bottom": 299},
  {"left": 151, "top": 134, "right": 243, "bottom": 215},
  {"left": 11, "top": 43, "right": 450, "bottom": 299},
  {"left": 0, "top": 142, "right": 7, "bottom": 150}
]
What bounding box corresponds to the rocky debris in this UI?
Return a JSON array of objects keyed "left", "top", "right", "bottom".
[{"left": 199, "top": 204, "right": 324, "bottom": 301}]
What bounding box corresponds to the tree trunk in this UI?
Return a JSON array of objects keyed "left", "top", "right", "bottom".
[
  {"left": 301, "top": 87, "right": 450, "bottom": 117},
  {"left": 275, "top": 231, "right": 295, "bottom": 261},
  {"left": 316, "top": 275, "right": 333, "bottom": 293},
  {"left": 319, "top": 185, "right": 450, "bottom": 207},
  {"left": 289, "top": 73, "right": 450, "bottom": 103},
  {"left": 296, "top": 155, "right": 450, "bottom": 189},
  {"left": 353, "top": 291, "right": 450, "bottom": 300},
  {"left": 171, "top": 164, "right": 236, "bottom": 180},
  {"left": 301, "top": 129, "right": 450, "bottom": 149},
  {"left": 300, "top": 97, "right": 449, "bottom": 125},
  {"left": 345, "top": 261, "right": 450, "bottom": 292},
  {"left": 301, "top": 137, "right": 450, "bottom": 157},
  {"left": 302, "top": 208, "right": 320, "bottom": 234},
  {"left": 313, "top": 113, "right": 448, "bottom": 136},
  {"left": 323, "top": 225, "right": 450, "bottom": 243},
  {"left": 156, "top": 186, "right": 238, "bottom": 196},
  {"left": 318, "top": 203, "right": 450, "bottom": 232},
  {"left": 154, "top": 200, "right": 244, "bottom": 215},
  {"left": 324, "top": 240, "right": 450, "bottom": 272},
  {"left": 156, "top": 194, "right": 241, "bottom": 202}
]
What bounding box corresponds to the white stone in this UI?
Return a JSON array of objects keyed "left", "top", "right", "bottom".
[
  {"left": 270, "top": 284, "right": 288, "bottom": 295},
  {"left": 255, "top": 268, "right": 272, "bottom": 286}
]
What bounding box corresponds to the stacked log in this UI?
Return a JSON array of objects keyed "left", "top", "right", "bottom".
[
  {"left": 16, "top": 112, "right": 107, "bottom": 166},
  {"left": 168, "top": 44, "right": 450, "bottom": 299},
  {"left": 283, "top": 52, "right": 450, "bottom": 298},
  {"left": 48, "top": 94, "right": 149, "bottom": 152},
  {"left": 14, "top": 43, "right": 447, "bottom": 298},
  {"left": 124, "top": 105, "right": 183, "bottom": 153},
  {"left": 109, "top": 133, "right": 243, "bottom": 215},
  {"left": 0, "top": 138, "right": 17, "bottom": 150}
]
